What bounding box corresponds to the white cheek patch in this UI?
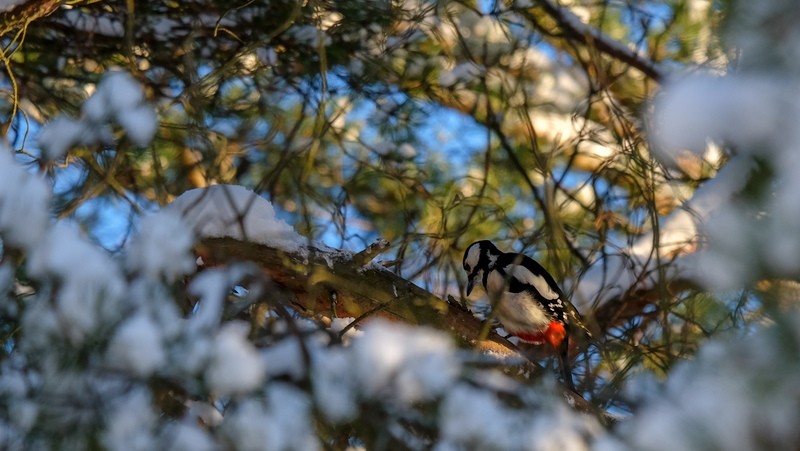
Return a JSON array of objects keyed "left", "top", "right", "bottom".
[
  {"left": 465, "top": 244, "right": 481, "bottom": 270},
  {"left": 472, "top": 269, "right": 484, "bottom": 290},
  {"left": 506, "top": 264, "right": 560, "bottom": 300},
  {"left": 485, "top": 270, "right": 506, "bottom": 296}
]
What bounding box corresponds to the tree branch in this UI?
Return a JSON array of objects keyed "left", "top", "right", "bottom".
[
  {"left": 0, "top": 0, "right": 61, "bottom": 38},
  {"left": 529, "top": 0, "right": 665, "bottom": 82},
  {"left": 351, "top": 238, "right": 391, "bottom": 266},
  {"left": 195, "top": 237, "right": 515, "bottom": 354}
]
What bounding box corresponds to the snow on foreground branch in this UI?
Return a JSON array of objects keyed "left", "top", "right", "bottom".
[
  {"left": 571, "top": 156, "right": 752, "bottom": 311},
  {"left": 572, "top": 73, "right": 799, "bottom": 313},
  {"left": 651, "top": 73, "right": 800, "bottom": 289}
]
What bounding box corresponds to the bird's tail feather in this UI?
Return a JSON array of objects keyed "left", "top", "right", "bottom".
[{"left": 558, "top": 339, "right": 575, "bottom": 391}]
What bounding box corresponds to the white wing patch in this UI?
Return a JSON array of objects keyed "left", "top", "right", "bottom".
[{"left": 506, "top": 264, "right": 560, "bottom": 300}]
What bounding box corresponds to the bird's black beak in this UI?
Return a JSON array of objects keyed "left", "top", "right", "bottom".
[{"left": 466, "top": 276, "right": 475, "bottom": 296}]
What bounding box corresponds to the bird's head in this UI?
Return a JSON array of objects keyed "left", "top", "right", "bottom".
[{"left": 462, "top": 240, "right": 501, "bottom": 296}]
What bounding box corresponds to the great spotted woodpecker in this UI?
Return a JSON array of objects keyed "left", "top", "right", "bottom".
[{"left": 463, "top": 240, "right": 589, "bottom": 390}]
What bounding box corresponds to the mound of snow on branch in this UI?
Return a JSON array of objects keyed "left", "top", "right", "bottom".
[{"left": 168, "top": 185, "right": 305, "bottom": 252}]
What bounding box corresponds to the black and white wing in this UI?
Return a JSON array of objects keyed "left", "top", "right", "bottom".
[
  {"left": 500, "top": 253, "right": 570, "bottom": 323},
  {"left": 504, "top": 259, "right": 560, "bottom": 299}
]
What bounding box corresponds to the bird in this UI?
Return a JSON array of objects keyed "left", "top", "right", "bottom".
[{"left": 462, "top": 240, "right": 590, "bottom": 390}]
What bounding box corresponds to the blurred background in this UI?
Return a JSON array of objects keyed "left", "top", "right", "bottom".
[{"left": 3, "top": 0, "right": 799, "bottom": 426}]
